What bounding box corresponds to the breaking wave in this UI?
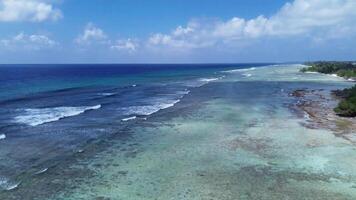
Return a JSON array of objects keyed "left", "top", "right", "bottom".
[
  {"left": 0, "top": 177, "right": 20, "bottom": 191},
  {"left": 223, "top": 67, "right": 256, "bottom": 73},
  {"left": 121, "top": 116, "right": 137, "bottom": 121},
  {"left": 119, "top": 100, "right": 180, "bottom": 116},
  {"left": 14, "top": 105, "right": 101, "bottom": 126}
]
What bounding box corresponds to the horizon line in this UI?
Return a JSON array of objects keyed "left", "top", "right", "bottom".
[{"left": 0, "top": 62, "right": 303, "bottom": 65}]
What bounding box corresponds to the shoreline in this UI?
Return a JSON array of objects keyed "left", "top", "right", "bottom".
[
  {"left": 296, "top": 62, "right": 356, "bottom": 135},
  {"left": 290, "top": 88, "right": 356, "bottom": 142},
  {"left": 304, "top": 70, "right": 356, "bottom": 82}
]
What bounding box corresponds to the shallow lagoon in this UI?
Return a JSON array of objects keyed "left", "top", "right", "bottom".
[{"left": 2, "top": 65, "right": 356, "bottom": 199}]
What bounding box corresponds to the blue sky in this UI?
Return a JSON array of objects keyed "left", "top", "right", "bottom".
[{"left": 0, "top": 0, "right": 355, "bottom": 63}]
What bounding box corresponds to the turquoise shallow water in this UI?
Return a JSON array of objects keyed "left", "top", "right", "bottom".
[{"left": 1, "top": 64, "right": 356, "bottom": 199}]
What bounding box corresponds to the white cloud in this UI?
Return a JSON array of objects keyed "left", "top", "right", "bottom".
[
  {"left": 111, "top": 39, "right": 139, "bottom": 53},
  {"left": 265, "top": 0, "right": 356, "bottom": 36},
  {"left": 148, "top": 0, "right": 356, "bottom": 50},
  {"left": 147, "top": 21, "right": 215, "bottom": 49},
  {"left": 75, "top": 23, "right": 108, "bottom": 45},
  {"left": 0, "top": 0, "right": 62, "bottom": 22},
  {"left": 76, "top": 23, "right": 140, "bottom": 53},
  {"left": 0, "top": 32, "right": 58, "bottom": 50},
  {"left": 173, "top": 25, "right": 194, "bottom": 36}
]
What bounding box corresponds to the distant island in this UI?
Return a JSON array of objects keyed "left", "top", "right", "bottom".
[{"left": 301, "top": 61, "right": 356, "bottom": 117}]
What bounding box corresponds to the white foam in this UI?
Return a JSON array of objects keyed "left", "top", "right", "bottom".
[
  {"left": 0, "top": 177, "right": 20, "bottom": 191},
  {"left": 0, "top": 134, "right": 5, "bottom": 140},
  {"left": 176, "top": 90, "right": 190, "bottom": 95},
  {"left": 306, "top": 71, "right": 353, "bottom": 81},
  {"left": 121, "top": 116, "right": 137, "bottom": 121},
  {"left": 119, "top": 87, "right": 190, "bottom": 118},
  {"left": 5, "top": 182, "right": 20, "bottom": 191},
  {"left": 187, "top": 77, "right": 220, "bottom": 88},
  {"left": 15, "top": 105, "right": 101, "bottom": 126},
  {"left": 0, "top": 177, "right": 8, "bottom": 188},
  {"left": 181, "top": 77, "right": 221, "bottom": 88},
  {"left": 199, "top": 78, "right": 219, "bottom": 82},
  {"left": 99, "top": 93, "right": 116, "bottom": 96},
  {"left": 120, "top": 100, "right": 180, "bottom": 116},
  {"left": 242, "top": 73, "right": 252, "bottom": 77},
  {"left": 224, "top": 67, "right": 256, "bottom": 73},
  {"left": 35, "top": 168, "right": 48, "bottom": 175}
]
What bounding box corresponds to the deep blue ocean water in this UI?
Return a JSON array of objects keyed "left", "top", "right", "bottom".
[{"left": 0, "top": 64, "right": 269, "bottom": 101}]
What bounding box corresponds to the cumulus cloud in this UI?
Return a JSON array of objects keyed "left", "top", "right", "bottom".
[
  {"left": 110, "top": 39, "right": 139, "bottom": 53},
  {"left": 75, "top": 23, "right": 108, "bottom": 45},
  {"left": 0, "top": 32, "right": 58, "bottom": 50},
  {"left": 0, "top": 0, "right": 62, "bottom": 22},
  {"left": 75, "top": 22, "right": 140, "bottom": 53},
  {"left": 148, "top": 20, "right": 216, "bottom": 49},
  {"left": 148, "top": 0, "right": 356, "bottom": 50}
]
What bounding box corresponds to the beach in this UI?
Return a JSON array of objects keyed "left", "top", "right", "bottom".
[{"left": 1, "top": 64, "right": 356, "bottom": 200}]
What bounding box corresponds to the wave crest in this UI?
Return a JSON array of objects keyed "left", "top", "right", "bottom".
[
  {"left": 14, "top": 105, "right": 101, "bottom": 126},
  {"left": 121, "top": 116, "right": 137, "bottom": 121},
  {"left": 119, "top": 100, "right": 180, "bottom": 116},
  {"left": 223, "top": 67, "right": 256, "bottom": 73},
  {"left": 0, "top": 177, "right": 20, "bottom": 191}
]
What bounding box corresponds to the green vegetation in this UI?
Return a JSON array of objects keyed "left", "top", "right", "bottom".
[
  {"left": 301, "top": 61, "right": 356, "bottom": 79},
  {"left": 336, "top": 69, "right": 356, "bottom": 78},
  {"left": 333, "top": 86, "right": 356, "bottom": 117},
  {"left": 301, "top": 61, "right": 356, "bottom": 117}
]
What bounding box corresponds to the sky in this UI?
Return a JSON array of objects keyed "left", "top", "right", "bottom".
[{"left": 0, "top": 0, "right": 355, "bottom": 63}]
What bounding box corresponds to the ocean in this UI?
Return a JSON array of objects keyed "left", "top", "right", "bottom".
[{"left": 1, "top": 64, "right": 356, "bottom": 199}]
